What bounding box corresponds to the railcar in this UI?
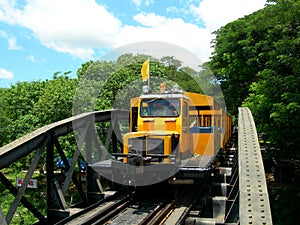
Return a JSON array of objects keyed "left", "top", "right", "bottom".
[
  {"left": 93, "top": 62, "right": 232, "bottom": 185},
  {"left": 120, "top": 83, "right": 232, "bottom": 174}
]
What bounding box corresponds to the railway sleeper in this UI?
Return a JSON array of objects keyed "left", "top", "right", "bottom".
[
  {"left": 211, "top": 169, "right": 232, "bottom": 184},
  {"left": 219, "top": 153, "right": 238, "bottom": 168},
  {"left": 184, "top": 156, "right": 239, "bottom": 223},
  {"left": 185, "top": 193, "right": 238, "bottom": 224},
  {"left": 186, "top": 196, "right": 227, "bottom": 224}
]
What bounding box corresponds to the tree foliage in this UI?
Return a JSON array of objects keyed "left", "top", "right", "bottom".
[
  {"left": 0, "top": 75, "right": 77, "bottom": 146},
  {"left": 0, "top": 53, "right": 207, "bottom": 147},
  {"left": 210, "top": 0, "right": 300, "bottom": 158},
  {"left": 73, "top": 54, "right": 206, "bottom": 113}
]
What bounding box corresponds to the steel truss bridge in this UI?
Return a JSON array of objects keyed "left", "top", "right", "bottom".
[{"left": 0, "top": 108, "right": 272, "bottom": 224}]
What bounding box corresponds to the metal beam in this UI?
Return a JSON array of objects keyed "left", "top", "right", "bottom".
[
  {"left": 62, "top": 119, "right": 92, "bottom": 195},
  {"left": 0, "top": 133, "right": 47, "bottom": 170},
  {"left": 238, "top": 107, "right": 272, "bottom": 225},
  {"left": 0, "top": 172, "right": 46, "bottom": 223},
  {"left": 0, "top": 110, "right": 129, "bottom": 169},
  {"left": 0, "top": 110, "right": 129, "bottom": 223},
  {"left": 53, "top": 136, "right": 87, "bottom": 202},
  {"left": 6, "top": 137, "right": 47, "bottom": 224},
  {"left": 0, "top": 207, "right": 7, "bottom": 225}
]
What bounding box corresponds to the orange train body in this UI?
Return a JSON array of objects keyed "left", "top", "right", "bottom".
[{"left": 120, "top": 87, "right": 232, "bottom": 169}]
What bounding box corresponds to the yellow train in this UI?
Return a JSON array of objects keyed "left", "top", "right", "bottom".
[
  {"left": 95, "top": 62, "right": 232, "bottom": 185},
  {"left": 120, "top": 83, "right": 232, "bottom": 172}
]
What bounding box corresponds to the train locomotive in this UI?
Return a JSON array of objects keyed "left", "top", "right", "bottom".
[
  {"left": 94, "top": 62, "right": 232, "bottom": 185},
  {"left": 121, "top": 84, "right": 232, "bottom": 170}
]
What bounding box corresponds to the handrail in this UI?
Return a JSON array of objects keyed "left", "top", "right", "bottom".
[
  {"left": 0, "top": 110, "right": 128, "bottom": 169},
  {"left": 238, "top": 107, "right": 273, "bottom": 225}
]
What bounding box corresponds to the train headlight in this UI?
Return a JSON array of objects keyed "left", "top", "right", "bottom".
[
  {"left": 142, "top": 85, "right": 149, "bottom": 93},
  {"left": 172, "top": 84, "right": 182, "bottom": 93}
]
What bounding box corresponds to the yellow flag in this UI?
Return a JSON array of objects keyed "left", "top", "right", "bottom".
[{"left": 141, "top": 59, "right": 149, "bottom": 82}]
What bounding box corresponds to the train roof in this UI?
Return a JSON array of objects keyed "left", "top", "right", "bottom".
[
  {"left": 184, "top": 92, "right": 220, "bottom": 110},
  {"left": 139, "top": 93, "right": 189, "bottom": 100},
  {"left": 134, "top": 91, "right": 220, "bottom": 110}
]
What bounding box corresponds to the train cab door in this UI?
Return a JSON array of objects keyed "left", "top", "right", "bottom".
[
  {"left": 181, "top": 100, "right": 191, "bottom": 158},
  {"left": 131, "top": 107, "right": 138, "bottom": 132},
  {"left": 130, "top": 97, "right": 139, "bottom": 132}
]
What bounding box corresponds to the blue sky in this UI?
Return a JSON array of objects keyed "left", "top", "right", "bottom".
[{"left": 0, "top": 0, "right": 266, "bottom": 87}]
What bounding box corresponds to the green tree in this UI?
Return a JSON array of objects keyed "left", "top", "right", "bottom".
[
  {"left": 76, "top": 60, "right": 95, "bottom": 79},
  {"left": 210, "top": 0, "right": 300, "bottom": 158},
  {"left": 0, "top": 74, "right": 78, "bottom": 146},
  {"left": 1, "top": 81, "right": 47, "bottom": 144},
  {"left": 74, "top": 53, "right": 203, "bottom": 113},
  {"left": 0, "top": 87, "right": 10, "bottom": 146},
  {"left": 243, "top": 0, "right": 300, "bottom": 159},
  {"left": 209, "top": 12, "right": 265, "bottom": 115},
  {"left": 32, "top": 76, "right": 77, "bottom": 125}
]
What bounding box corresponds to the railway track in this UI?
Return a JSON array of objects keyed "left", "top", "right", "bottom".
[
  {"left": 55, "top": 142, "right": 237, "bottom": 225},
  {"left": 68, "top": 184, "right": 210, "bottom": 225},
  {"left": 55, "top": 191, "right": 134, "bottom": 225},
  {"left": 109, "top": 184, "right": 207, "bottom": 225},
  {"left": 52, "top": 183, "right": 199, "bottom": 225}
]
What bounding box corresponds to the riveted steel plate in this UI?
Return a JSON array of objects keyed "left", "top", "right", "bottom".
[{"left": 238, "top": 107, "right": 272, "bottom": 225}]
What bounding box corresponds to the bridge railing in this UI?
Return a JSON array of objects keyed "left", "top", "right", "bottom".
[
  {"left": 238, "top": 107, "right": 273, "bottom": 225},
  {"left": 0, "top": 110, "right": 129, "bottom": 224}
]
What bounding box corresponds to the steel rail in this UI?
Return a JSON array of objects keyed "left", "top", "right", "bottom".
[
  {"left": 138, "top": 202, "right": 165, "bottom": 225},
  {"left": 138, "top": 187, "right": 196, "bottom": 225},
  {"left": 56, "top": 192, "right": 134, "bottom": 225},
  {"left": 143, "top": 200, "right": 176, "bottom": 225},
  {"left": 173, "top": 179, "right": 209, "bottom": 225},
  {"left": 79, "top": 194, "right": 133, "bottom": 225}
]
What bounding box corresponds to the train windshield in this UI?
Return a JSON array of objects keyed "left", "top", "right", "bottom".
[{"left": 140, "top": 98, "right": 180, "bottom": 117}]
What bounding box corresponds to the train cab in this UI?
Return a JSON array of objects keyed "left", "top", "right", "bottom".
[
  {"left": 121, "top": 83, "right": 232, "bottom": 170},
  {"left": 123, "top": 84, "right": 192, "bottom": 166}
]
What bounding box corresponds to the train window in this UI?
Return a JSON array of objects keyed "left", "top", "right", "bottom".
[
  {"left": 203, "top": 115, "right": 212, "bottom": 127},
  {"left": 140, "top": 98, "right": 180, "bottom": 117},
  {"left": 189, "top": 115, "right": 198, "bottom": 127},
  {"left": 183, "top": 102, "right": 188, "bottom": 117}
]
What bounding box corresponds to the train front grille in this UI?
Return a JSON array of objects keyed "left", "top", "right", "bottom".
[
  {"left": 128, "top": 137, "right": 164, "bottom": 155},
  {"left": 147, "top": 138, "right": 164, "bottom": 155}
]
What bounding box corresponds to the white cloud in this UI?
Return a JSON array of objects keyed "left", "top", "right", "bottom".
[
  {"left": 0, "top": 0, "right": 121, "bottom": 59},
  {"left": 27, "top": 55, "right": 36, "bottom": 62},
  {"left": 0, "top": 29, "right": 6, "bottom": 36},
  {"left": 115, "top": 13, "right": 214, "bottom": 62},
  {"left": 0, "top": 0, "right": 21, "bottom": 24},
  {"left": 0, "top": 68, "right": 14, "bottom": 79},
  {"left": 26, "top": 54, "right": 46, "bottom": 63},
  {"left": 190, "top": 0, "right": 266, "bottom": 32},
  {"left": 145, "top": 0, "right": 154, "bottom": 6},
  {"left": 8, "top": 36, "right": 19, "bottom": 50},
  {"left": 0, "top": 0, "right": 266, "bottom": 62},
  {"left": 22, "top": 0, "right": 121, "bottom": 58},
  {"left": 131, "top": 0, "right": 153, "bottom": 8},
  {"left": 133, "top": 12, "right": 168, "bottom": 27},
  {"left": 131, "top": 0, "right": 141, "bottom": 8},
  {"left": 0, "top": 29, "right": 20, "bottom": 50},
  {"left": 166, "top": 6, "right": 179, "bottom": 14}
]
